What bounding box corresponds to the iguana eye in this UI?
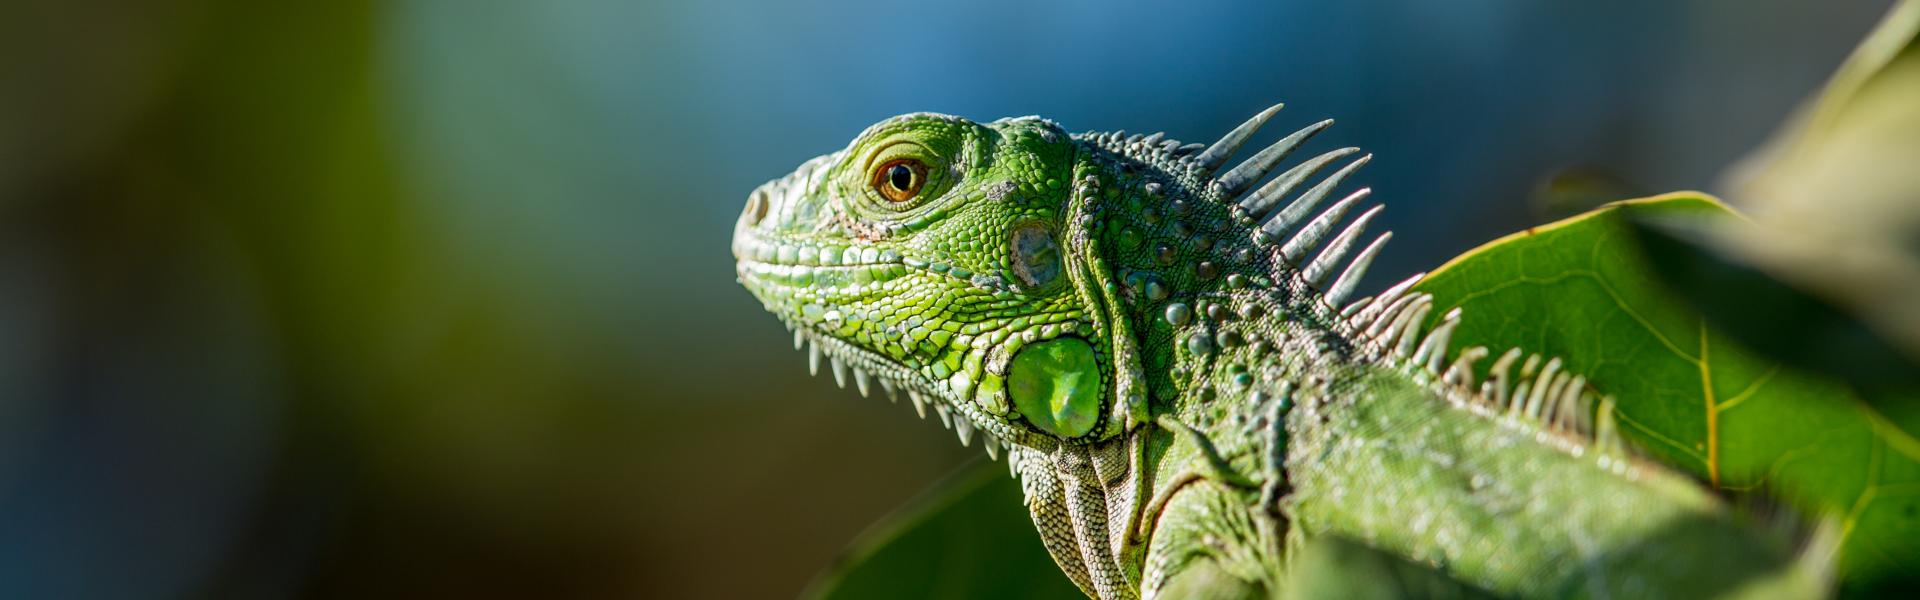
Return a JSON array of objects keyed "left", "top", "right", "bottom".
[{"left": 872, "top": 158, "right": 927, "bottom": 203}]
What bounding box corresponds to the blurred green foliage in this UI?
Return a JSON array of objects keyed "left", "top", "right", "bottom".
[{"left": 1727, "top": 1, "right": 1920, "bottom": 369}]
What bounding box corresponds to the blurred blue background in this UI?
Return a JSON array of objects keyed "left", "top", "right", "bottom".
[{"left": 0, "top": 0, "right": 1893, "bottom": 597}]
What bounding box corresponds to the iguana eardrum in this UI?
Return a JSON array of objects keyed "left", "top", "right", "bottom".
[{"left": 732, "top": 107, "right": 1828, "bottom": 598}]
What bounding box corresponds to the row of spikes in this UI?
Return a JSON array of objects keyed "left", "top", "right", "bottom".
[
  {"left": 1351, "top": 278, "right": 1843, "bottom": 573},
  {"left": 787, "top": 324, "right": 1007, "bottom": 461},
  {"left": 1336, "top": 274, "right": 1626, "bottom": 455},
  {"left": 1341, "top": 281, "right": 1835, "bottom": 567},
  {"left": 1181, "top": 104, "right": 1388, "bottom": 309},
  {"left": 1080, "top": 129, "right": 1206, "bottom": 158},
  {"left": 1178, "top": 104, "right": 1628, "bottom": 451},
  {"left": 1346, "top": 281, "right": 1835, "bottom": 568},
  {"left": 1093, "top": 106, "right": 1633, "bottom": 468}
]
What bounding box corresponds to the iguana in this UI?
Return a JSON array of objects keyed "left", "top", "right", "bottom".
[{"left": 731, "top": 107, "right": 1829, "bottom": 599}]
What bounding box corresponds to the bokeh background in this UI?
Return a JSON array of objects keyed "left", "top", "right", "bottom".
[{"left": 0, "top": 1, "right": 1896, "bottom": 597}]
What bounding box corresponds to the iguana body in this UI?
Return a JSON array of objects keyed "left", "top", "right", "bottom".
[{"left": 732, "top": 108, "right": 1824, "bottom": 598}]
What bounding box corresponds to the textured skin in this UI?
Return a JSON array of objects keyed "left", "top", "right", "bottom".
[{"left": 732, "top": 111, "right": 1826, "bottom": 598}]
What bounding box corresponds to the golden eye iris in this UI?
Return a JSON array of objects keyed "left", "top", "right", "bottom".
[{"left": 873, "top": 158, "right": 928, "bottom": 203}]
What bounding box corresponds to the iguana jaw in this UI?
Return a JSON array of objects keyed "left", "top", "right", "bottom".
[{"left": 734, "top": 231, "right": 1024, "bottom": 450}]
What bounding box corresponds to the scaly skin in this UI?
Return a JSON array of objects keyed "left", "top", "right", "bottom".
[{"left": 732, "top": 109, "right": 1826, "bottom": 598}]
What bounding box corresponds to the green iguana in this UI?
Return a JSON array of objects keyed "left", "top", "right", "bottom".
[{"left": 731, "top": 107, "right": 1829, "bottom": 598}]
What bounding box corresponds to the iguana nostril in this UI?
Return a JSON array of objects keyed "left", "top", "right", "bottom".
[{"left": 744, "top": 189, "right": 769, "bottom": 226}]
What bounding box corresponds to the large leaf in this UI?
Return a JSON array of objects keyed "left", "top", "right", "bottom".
[
  {"left": 803, "top": 462, "right": 1082, "bottom": 600},
  {"left": 1412, "top": 193, "right": 1920, "bottom": 583}
]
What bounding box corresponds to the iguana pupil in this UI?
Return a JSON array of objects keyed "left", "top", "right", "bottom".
[
  {"left": 1007, "top": 337, "right": 1100, "bottom": 438},
  {"left": 874, "top": 158, "right": 926, "bottom": 202}
]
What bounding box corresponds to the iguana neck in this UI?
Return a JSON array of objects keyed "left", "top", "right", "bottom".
[
  {"left": 1019, "top": 137, "right": 1379, "bottom": 598},
  {"left": 1068, "top": 134, "right": 1369, "bottom": 424}
]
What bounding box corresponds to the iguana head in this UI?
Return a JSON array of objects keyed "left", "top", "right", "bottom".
[{"left": 733, "top": 113, "right": 1136, "bottom": 452}]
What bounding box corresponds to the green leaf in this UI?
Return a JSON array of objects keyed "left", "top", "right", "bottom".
[
  {"left": 1412, "top": 193, "right": 1920, "bottom": 583},
  {"left": 803, "top": 462, "right": 1083, "bottom": 600}
]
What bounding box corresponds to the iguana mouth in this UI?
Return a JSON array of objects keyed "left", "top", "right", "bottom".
[{"left": 733, "top": 241, "right": 1064, "bottom": 454}]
